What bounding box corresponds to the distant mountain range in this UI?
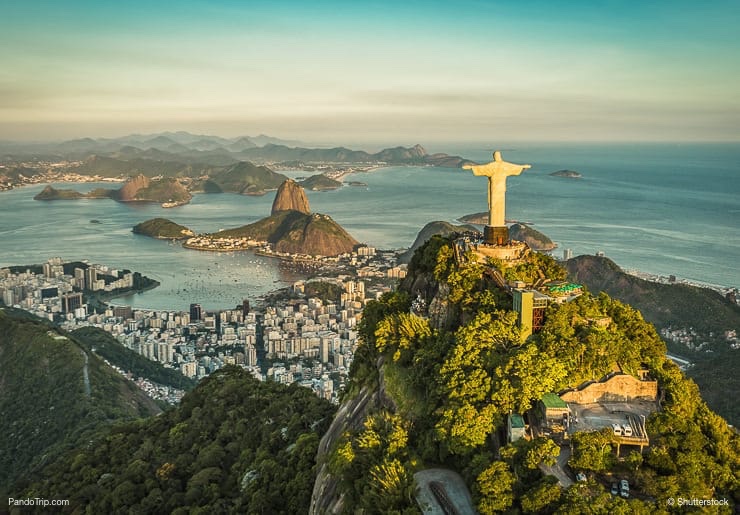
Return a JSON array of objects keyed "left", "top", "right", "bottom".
[
  {"left": 0, "top": 131, "right": 297, "bottom": 157},
  {"left": 0, "top": 131, "right": 473, "bottom": 169}
]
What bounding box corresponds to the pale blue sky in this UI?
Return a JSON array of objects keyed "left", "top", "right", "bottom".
[{"left": 1, "top": 0, "right": 739, "bottom": 143}]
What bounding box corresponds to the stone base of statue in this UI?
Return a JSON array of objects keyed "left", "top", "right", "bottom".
[
  {"left": 471, "top": 237, "right": 531, "bottom": 263},
  {"left": 484, "top": 225, "right": 509, "bottom": 246}
]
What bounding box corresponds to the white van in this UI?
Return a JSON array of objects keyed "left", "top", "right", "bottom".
[
  {"left": 612, "top": 423, "right": 623, "bottom": 436},
  {"left": 622, "top": 424, "right": 633, "bottom": 436}
]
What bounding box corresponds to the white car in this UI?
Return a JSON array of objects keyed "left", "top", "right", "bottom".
[
  {"left": 612, "top": 423, "right": 623, "bottom": 436},
  {"left": 620, "top": 479, "right": 630, "bottom": 498},
  {"left": 622, "top": 424, "right": 633, "bottom": 436}
]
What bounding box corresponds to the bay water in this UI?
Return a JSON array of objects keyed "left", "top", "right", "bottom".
[{"left": 0, "top": 142, "right": 737, "bottom": 310}]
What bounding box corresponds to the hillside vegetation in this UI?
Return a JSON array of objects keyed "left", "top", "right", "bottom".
[
  {"left": 566, "top": 255, "right": 740, "bottom": 331},
  {"left": 16, "top": 367, "right": 335, "bottom": 513},
  {"left": 322, "top": 237, "right": 739, "bottom": 513},
  {"left": 397, "top": 221, "right": 479, "bottom": 264},
  {"left": 203, "top": 161, "right": 288, "bottom": 195},
  {"left": 132, "top": 218, "right": 195, "bottom": 240},
  {"left": 72, "top": 327, "right": 197, "bottom": 391},
  {"left": 566, "top": 254, "right": 740, "bottom": 425},
  {"left": 299, "top": 174, "right": 343, "bottom": 191},
  {"left": 0, "top": 308, "right": 160, "bottom": 495}
]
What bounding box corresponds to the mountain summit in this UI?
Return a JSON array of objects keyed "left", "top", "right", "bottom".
[
  {"left": 215, "top": 180, "right": 358, "bottom": 256},
  {"left": 271, "top": 179, "right": 310, "bottom": 215}
]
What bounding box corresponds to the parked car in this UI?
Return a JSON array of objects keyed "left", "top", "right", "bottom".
[
  {"left": 620, "top": 479, "right": 630, "bottom": 498},
  {"left": 576, "top": 472, "right": 587, "bottom": 482},
  {"left": 611, "top": 423, "right": 623, "bottom": 436},
  {"left": 622, "top": 424, "right": 633, "bottom": 436},
  {"left": 610, "top": 482, "right": 619, "bottom": 495}
]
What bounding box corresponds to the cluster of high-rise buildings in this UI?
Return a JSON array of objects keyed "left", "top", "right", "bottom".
[
  {"left": 1, "top": 258, "right": 385, "bottom": 404},
  {"left": 258, "top": 279, "right": 370, "bottom": 400},
  {"left": 0, "top": 257, "right": 133, "bottom": 319}
]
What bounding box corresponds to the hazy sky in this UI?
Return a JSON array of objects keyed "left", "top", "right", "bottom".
[{"left": 1, "top": 0, "right": 739, "bottom": 144}]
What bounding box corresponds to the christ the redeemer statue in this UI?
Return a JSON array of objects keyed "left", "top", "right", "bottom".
[{"left": 464, "top": 151, "right": 531, "bottom": 244}]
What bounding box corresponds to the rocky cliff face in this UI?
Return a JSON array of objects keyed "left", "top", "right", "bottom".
[
  {"left": 310, "top": 356, "right": 395, "bottom": 514},
  {"left": 271, "top": 179, "right": 310, "bottom": 215},
  {"left": 115, "top": 174, "right": 151, "bottom": 201},
  {"left": 310, "top": 385, "right": 375, "bottom": 514},
  {"left": 114, "top": 175, "right": 192, "bottom": 205}
]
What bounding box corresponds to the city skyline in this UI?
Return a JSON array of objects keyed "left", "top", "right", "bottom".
[{"left": 2, "top": 0, "right": 739, "bottom": 144}]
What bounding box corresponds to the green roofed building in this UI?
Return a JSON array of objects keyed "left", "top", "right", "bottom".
[
  {"left": 540, "top": 393, "right": 569, "bottom": 425},
  {"left": 546, "top": 282, "right": 583, "bottom": 297},
  {"left": 507, "top": 413, "right": 527, "bottom": 442}
]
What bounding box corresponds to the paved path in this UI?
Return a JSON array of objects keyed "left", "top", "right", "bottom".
[{"left": 540, "top": 446, "right": 573, "bottom": 487}]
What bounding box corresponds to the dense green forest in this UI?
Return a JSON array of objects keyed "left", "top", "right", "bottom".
[
  {"left": 333, "top": 236, "right": 739, "bottom": 513},
  {"left": 15, "top": 367, "right": 335, "bottom": 513},
  {"left": 0, "top": 308, "right": 160, "bottom": 495}
]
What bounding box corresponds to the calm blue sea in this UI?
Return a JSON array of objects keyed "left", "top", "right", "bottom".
[{"left": 0, "top": 142, "right": 738, "bottom": 309}]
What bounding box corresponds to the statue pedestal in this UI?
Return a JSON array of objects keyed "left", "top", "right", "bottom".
[
  {"left": 484, "top": 225, "right": 509, "bottom": 245},
  {"left": 471, "top": 239, "right": 530, "bottom": 263}
]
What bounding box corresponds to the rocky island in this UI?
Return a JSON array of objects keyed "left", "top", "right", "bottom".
[
  {"left": 34, "top": 185, "right": 113, "bottom": 201},
  {"left": 185, "top": 179, "right": 358, "bottom": 257},
  {"left": 33, "top": 175, "right": 192, "bottom": 207},
  {"left": 550, "top": 169, "right": 582, "bottom": 178},
  {"left": 299, "top": 174, "right": 343, "bottom": 191},
  {"left": 132, "top": 218, "right": 195, "bottom": 239}
]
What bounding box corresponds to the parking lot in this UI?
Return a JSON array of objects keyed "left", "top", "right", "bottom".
[{"left": 567, "top": 401, "right": 656, "bottom": 438}]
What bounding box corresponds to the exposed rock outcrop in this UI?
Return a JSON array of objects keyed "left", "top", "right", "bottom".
[
  {"left": 115, "top": 174, "right": 151, "bottom": 201},
  {"left": 213, "top": 182, "right": 358, "bottom": 257},
  {"left": 310, "top": 356, "right": 394, "bottom": 514},
  {"left": 271, "top": 179, "right": 310, "bottom": 214},
  {"left": 113, "top": 175, "right": 192, "bottom": 205}
]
